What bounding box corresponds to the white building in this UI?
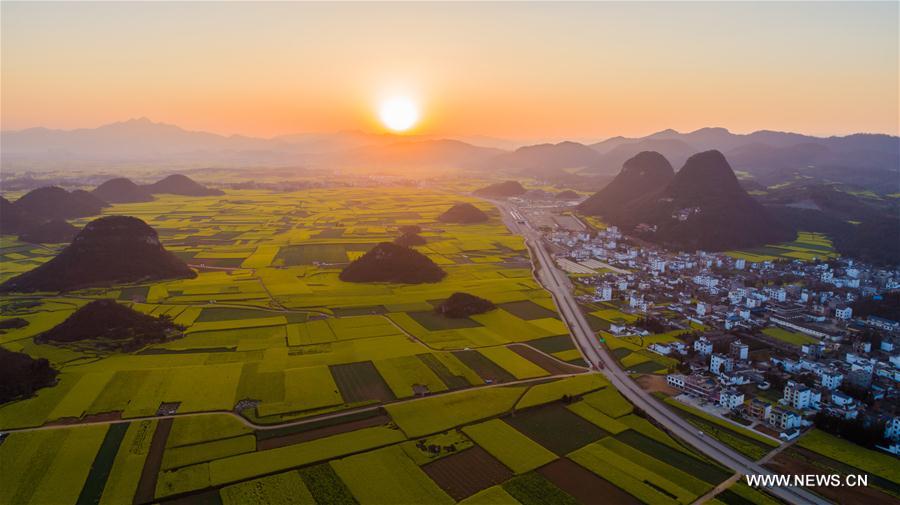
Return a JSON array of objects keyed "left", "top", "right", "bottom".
[
  {"left": 819, "top": 370, "right": 843, "bottom": 390},
  {"left": 885, "top": 416, "right": 900, "bottom": 442},
  {"left": 783, "top": 381, "right": 820, "bottom": 410},
  {"left": 735, "top": 258, "right": 746, "bottom": 270},
  {"left": 729, "top": 340, "right": 749, "bottom": 361},
  {"left": 710, "top": 353, "right": 734, "bottom": 375},
  {"left": 596, "top": 285, "right": 613, "bottom": 301},
  {"left": 835, "top": 307, "right": 853, "bottom": 320},
  {"left": 696, "top": 302, "right": 707, "bottom": 317},
  {"left": 694, "top": 337, "right": 713, "bottom": 356},
  {"left": 718, "top": 389, "right": 745, "bottom": 410},
  {"left": 768, "top": 407, "right": 802, "bottom": 430}
]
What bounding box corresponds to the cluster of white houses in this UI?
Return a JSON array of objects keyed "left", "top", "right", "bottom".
[{"left": 541, "top": 216, "right": 900, "bottom": 452}]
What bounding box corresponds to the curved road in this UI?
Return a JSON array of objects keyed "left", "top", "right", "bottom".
[{"left": 494, "top": 201, "right": 827, "bottom": 505}]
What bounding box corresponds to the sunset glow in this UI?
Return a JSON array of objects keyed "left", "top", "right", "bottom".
[
  {"left": 1, "top": 2, "right": 897, "bottom": 139},
  {"left": 379, "top": 97, "right": 419, "bottom": 132}
]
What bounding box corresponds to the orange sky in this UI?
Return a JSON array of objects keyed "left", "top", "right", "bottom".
[{"left": 2, "top": 2, "right": 897, "bottom": 141}]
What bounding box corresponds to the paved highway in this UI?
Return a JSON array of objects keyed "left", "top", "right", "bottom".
[{"left": 494, "top": 201, "right": 828, "bottom": 505}]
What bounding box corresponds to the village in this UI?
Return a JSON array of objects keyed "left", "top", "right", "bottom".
[{"left": 521, "top": 197, "right": 900, "bottom": 457}]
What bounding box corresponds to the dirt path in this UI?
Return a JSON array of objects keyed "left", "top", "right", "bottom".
[{"left": 134, "top": 418, "right": 172, "bottom": 505}]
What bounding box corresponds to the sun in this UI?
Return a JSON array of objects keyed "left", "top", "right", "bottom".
[{"left": 379, "top": 96, "right": 419, "bottom": 132}]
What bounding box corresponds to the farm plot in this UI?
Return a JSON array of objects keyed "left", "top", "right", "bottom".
[
  {"left": 422, "top": 446, "right": 514, "bottom": 501},
  {"left": 797, "top": 429, "right": 900, "bottom": 487},
  {"left": 77, "top": 422, "right": 130, "bottom": 505},
  {"left": 476, "top": 346, "right": 549, "bottom": 380},
  {"left": 297, "top": 464, "right": 358, "bottom": 505},
  {"left": 726, "top": 232, "right": 838, "bottom": 263},
  {"left": 329, "top": 361, "right": 396, "bottom": 403},
  {"left": 462, "top": 419, "right": 557, "bottom": 474},
  {"left": 514, "top": 373, "right": 606, "bottom": 410},
  {"left": 257, "top": 413, "right": 392, "bottom": 450},
  {"left": 452, "top": 350, "right": 516, "bottom": 383},
  {"left": 408, "top": 310, "right": 484, "bottom": 330},
  {"left": 502, "top": 473, "right": 579, "bottom": 505},
  {"left": 162, "top": 434, "right": 256, "bottom": 470},
  {"left": 275, "top": 244, "right": 349, "bottom": 265},
  {"left": 498, "top": 300, "right": 559, "bottom": 320},
  {"left": 765, "top": 447, "right": 900, "bottom": 503},
  {"left": 762, "top": 326, "right": 819, "bottom": 346},
  {"left": 219, "top": 470, "right": 315, "bottom": 505},
  {"left": 331, "top": 445, "right": 454, "bottom": 505},
  {"left": 527, "top": 334, "right": 577, "bottom": 354},
  {"left": 565, "top": 402, "right": 628, "bottom": 434},
  {"left": 417, "top": 352, "right": 482, "bottom": 389},
  {"left": 167, "top": 413, "right": 253, "bottom": 448},
  {"left": 506, "top": 404, "right": 608, "bottom": 455},
  {"left": 538, "top": 458, "right": 641, "bottom": 505},
  {"left": 0, "top": 424, "right": 109, "bottom": 505},
  {"left": 509, "top": 345, "right": 585, "bottom": 375},
  {"left": 258, "top": 365, "right": 345, "bottom": 416},
  {"left": 600, "top": 437, "right": 713, "bottom": 499},
  {"left": 99, "top": 420, "right": 157, "bottom": 505},
  {"left": 570, "top": 440, "right": 691, "bottom": 504},
  {"left": 205, "top": 426, "right": 406, "bottom": 489},
  {"left": 374, "top": 355, "right": 449, "bottom": 398},
  {"left": 459, "top": 486, "right": 521, "bottom": 505},
  {"left": 387, "top": 386, "right": 525, "bottom": 438},
  {"left": 615, "top": 430, "right": 731, "bottom": 484},
  {"left": 581, "top": 387, "right": 634, "bottom": 418}
]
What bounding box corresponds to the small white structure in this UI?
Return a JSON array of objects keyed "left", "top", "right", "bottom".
[{"left": 694, "top": 337, "right": 713, "bottom": 356}]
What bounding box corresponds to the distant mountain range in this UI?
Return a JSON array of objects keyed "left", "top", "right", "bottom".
[{"left": 2, "top": 119, "right": 897, "bottom": 192}]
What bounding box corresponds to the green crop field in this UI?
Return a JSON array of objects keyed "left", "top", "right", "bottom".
[
  {"left": 462, "top": 419, "right": 558, "bottom": 473},
  {"left": 502, "top": 473, "right": 579, "bottom": 505},
  {"left": 515, "top": 373, "right": 607, "bottom": 409},
  {"left": 580, "top": 387, "right": 634, "bottom": 418},
  {"left": 220, "top": 470, "right": 316, "bottom": 505},
  {"left": 762, "top": 326, "right": 819, "bottom": 346},
  {"left": 332, "top": 445, "right": 455, "bottom": 505},
  {"left": 797, "top": 429, "right": 900, "bottom": 483},
  {"left": 725, "top": 231, "right": 839, "bottom": 263},
  {"left": 505, "top": 405, "right": 608, "bottom": 455}
]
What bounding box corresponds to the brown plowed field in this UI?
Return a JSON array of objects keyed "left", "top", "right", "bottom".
[
  {"left": 423, "top": 446, "right": 514, "bottom": 501},
  {"left": 538, "top": 458, "right": 642, "bottom": 505}
]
